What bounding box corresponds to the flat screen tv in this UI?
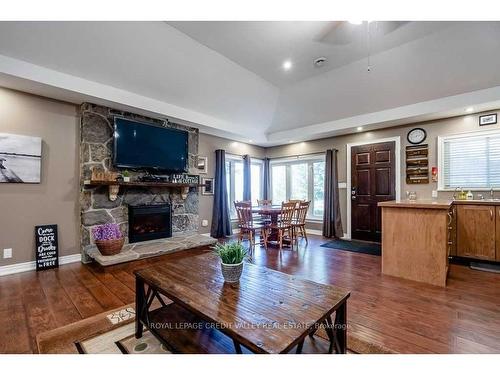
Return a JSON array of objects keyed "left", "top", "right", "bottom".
[{"left": 113, "top": 118, "right": 188, "bottom": 172}]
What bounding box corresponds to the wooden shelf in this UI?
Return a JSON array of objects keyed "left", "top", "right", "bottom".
[
  {"left": 83, "top": 180, "right": 205, "bottom": 201},
  {"left": 84, "top": 180, "right": 204, "bottom": 188}
]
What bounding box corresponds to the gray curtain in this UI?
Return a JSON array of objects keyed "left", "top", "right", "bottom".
[
  {"left": 210, "top": 149, "right": 232, "bottom": 238},
  {"left": 262, "top": 157, "right": 271, "bottom": 200},
  {"left": 323, "top": 149, "right": 343, "bottom": 238},
  {"left": 242, "top": 154, "right": 252, "bottom": 202}
]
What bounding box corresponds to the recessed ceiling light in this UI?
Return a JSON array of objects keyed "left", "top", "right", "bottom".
[
  {"left": 465, "top": 107, "right": 474, "bottom": 113},
  {"left": 357, "top": 126, "right": 363, "bottom": 131},
  {"left": 348, "top": 20, "right": 363, "bottom": 25},
  {"left": 248, "top": 139, "right": 253, "bottom": 143},
  {"left": 288, "top": 140, "right": 294, "bottom": 143},
  {"left": 283, "top": 60, "right": 292, "bottom": 71},
  {"left": 231, "top": 142, "right": 240, "bottom": 147}
]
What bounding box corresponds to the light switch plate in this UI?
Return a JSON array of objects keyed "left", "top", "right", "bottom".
[
  {"left": 201, "top": 220, "right": 209, "bottom": 227},
  {"left": 3, "top": 248, "right": 12, "bottom": 259},
  {"left": 432, "top": 190, "right": 438, "bottom": 198}
]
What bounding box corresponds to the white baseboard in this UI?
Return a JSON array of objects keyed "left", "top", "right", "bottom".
[
  {"left": 0, "top": 253, "right": 82, "bottom": 277},
  {"left": 306, "top": 229, "right": 323, "bottom": 236}
]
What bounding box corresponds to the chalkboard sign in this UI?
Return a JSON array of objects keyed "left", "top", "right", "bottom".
[{"left": 35, "top": 224, "right": 59, "bottom": 271}]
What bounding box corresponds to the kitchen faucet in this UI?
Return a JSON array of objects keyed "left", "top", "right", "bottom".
[{"left": 490, "top": 187, "right": 495, "bottom": 200}]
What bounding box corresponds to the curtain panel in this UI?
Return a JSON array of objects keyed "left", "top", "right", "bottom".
[
  {"left": 322, "top": 149, "right": 343, "bottom": 238},
  {"left": 262, "top": 157, "right": 271, "bottom": 200},
  {"left": 242, "top": 154, "right": 252, "bottom": 202},
  {"left": 210, "top": 149, "right": 232, "bottom": 238}
]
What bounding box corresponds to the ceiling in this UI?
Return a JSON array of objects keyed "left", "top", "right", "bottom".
[
  {"left": 168, "top": 21, "right": 451, "bottom": 87},
  {"left": 0, "top": 21, "right": 500, "bottom": 146}
]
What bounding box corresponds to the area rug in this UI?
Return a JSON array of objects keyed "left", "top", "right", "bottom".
[
  {"left": 321, "top": 239, "right": 381, "bottom": 256},
  {"left": 37, "top": 304, "right": 393, "bottom": 354}
]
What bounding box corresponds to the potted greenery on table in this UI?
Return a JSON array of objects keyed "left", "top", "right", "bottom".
[{"left": 212, "top": 241, "right": 247, "bottom": 283}]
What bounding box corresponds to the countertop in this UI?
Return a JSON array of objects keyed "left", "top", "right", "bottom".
[
  {"left": 378, "top": 200, "right": 452, "bottom": 209},
  {"left": 379, "top": 198, "right": 500, "bottom": 209}
]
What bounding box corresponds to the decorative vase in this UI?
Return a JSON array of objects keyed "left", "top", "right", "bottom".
[
  {"left": 95, "top": 238, "right": 125, "bottom": 256},
  {"left": 220, "top": 261, "right": 244, "bottom": 283}
]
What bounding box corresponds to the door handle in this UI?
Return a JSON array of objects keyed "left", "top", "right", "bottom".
[{"left": 490, "top": 209, "right": 494, "bottom": 220}]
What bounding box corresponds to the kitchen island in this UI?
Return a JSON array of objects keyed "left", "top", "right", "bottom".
[{"left": 379, "top": 200, "right": 453, "bottom": 287}]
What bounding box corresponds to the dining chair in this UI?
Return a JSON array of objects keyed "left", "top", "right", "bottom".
[
  {"left": 255, "top": 199, "right": 272, "bottom": 225},
  {"left": 288, "top": 199, "right": 303, "bottom": 207},
  {"left": 263, "top": 201, "right": 296, "bottom": 250},
  {"left": 234, "top": 201, "right": 267, "bottom": 251},
  {"left": 292, "top": 201, "right": 310, "bottom": 245}
]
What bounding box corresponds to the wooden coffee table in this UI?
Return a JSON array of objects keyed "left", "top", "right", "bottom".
[{"left": 134, "top": 253, "right": 350, "bottom": 354}]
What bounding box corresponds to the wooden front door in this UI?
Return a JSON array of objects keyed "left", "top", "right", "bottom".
[{"left": 351, "top": 141, "right": 396, "bottom": 242}]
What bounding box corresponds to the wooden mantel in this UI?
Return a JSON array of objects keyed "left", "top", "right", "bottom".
[{"left": 84, "top": 180, "right": 207, "bottom": 201}]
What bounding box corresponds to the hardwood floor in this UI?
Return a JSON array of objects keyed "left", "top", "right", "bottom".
[{"left": 1, "top": 234, "right": 500, "bottom": 353}]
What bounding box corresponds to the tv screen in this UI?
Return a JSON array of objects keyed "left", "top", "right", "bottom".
[{"left": 113, "top": 118, "right": 188, "bottom": 172}]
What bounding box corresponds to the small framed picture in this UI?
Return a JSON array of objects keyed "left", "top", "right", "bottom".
[
  {"left": 479, "top": 113, "right": 497, "bottom": 126},
  {"left": 201, "top": 177, "right": 214, "bottom": 195},
  {"left": 196, "top": 156, "right": 208, "bottom": 174}
]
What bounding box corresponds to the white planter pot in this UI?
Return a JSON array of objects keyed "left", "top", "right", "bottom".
[
  {"left": 123, "top": 176, "right": 130, "bottom": 182},
  {"left": 220, "top": 261, "right": 244, "bottom": 283}
]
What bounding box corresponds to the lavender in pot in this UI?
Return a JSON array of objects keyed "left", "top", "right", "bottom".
[{"left": 92, "top": 223, "right": 125, "bottom": 256}]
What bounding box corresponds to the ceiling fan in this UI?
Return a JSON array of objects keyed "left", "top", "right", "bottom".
[{"left": 315, "top": 21, "right": 408, "bottom": 45}]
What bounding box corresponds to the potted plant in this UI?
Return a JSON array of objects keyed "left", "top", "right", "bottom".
[
  {"left": 212, "top": 242, "right": 247, "bottom": 283},
  {"left": 122, "top": 170, "right": 131, "bottom": 182},
  {"left": 92, "top": 223, "right": 124, "bottom": 256}
]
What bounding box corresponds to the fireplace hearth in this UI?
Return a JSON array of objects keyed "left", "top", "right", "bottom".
[{"left": 128, "top": 204, "right": 172, "bottom": 243}]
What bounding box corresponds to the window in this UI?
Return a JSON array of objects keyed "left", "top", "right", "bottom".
[
  {"left": 439, "top": 130, "right": 500, "bottom": 190},
  {"left": 226, "top": 155, "right": 263, "bottom": 218},
  {"left": 270, "top": 155, "right": 325, "bottom": 219}
]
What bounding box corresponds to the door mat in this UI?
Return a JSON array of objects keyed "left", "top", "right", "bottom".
[{"left": 321, "top": 239, "right": 381, "bottom": 256}]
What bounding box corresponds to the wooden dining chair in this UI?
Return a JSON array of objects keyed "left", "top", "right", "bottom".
[
  {"left": 255, "top": 199, "right": 272, "bottom": 225},
  {"left": 234, "top": 201, "right": 267, "bottom": 250},
  {"left": 292, "top": 201, "right": 310, "bottom": 245},
  {"left": 263, "top": 201, "right": 296, "bottom": 250},
  {"left": 288, "top": 199, "right": 303, "bottom": 207}
]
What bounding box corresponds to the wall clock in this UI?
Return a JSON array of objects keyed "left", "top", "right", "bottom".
[{"left": 407, "top": 128, "right": 427, "bottom": 144}]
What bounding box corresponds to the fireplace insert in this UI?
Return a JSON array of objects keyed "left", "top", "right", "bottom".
[{"left": 128, "top": 204, "right": 172, "bottom": 243}]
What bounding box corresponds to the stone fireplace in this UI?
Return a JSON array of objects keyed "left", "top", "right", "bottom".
[{"left": 79, "top": 103, "right": 200, "bottom": 262}]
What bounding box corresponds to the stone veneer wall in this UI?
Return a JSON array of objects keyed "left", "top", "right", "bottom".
[{"left": 79, "top": 103, "right": 199, "bottom": 261}]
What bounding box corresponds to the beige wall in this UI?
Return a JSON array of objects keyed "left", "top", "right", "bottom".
[
  {"left": 0, "top": 88, "right": 80, "bottom": 266},
  {"left": 1, "top": 85, "right": 498, "bottom": 265},
  {"left": 198, "top": 133, "right": 266, "bottom": 233},
  {"left": 266, "top": 110, "right": 500, "bottom": 234}
]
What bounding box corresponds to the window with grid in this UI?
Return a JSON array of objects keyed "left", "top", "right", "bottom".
[
  {"left": 439, "top": 131, "right": 500, "bottom": 190},
  {"left": 270, "top": 155, "right": 325, "bottom": 219},
  {"left": 225, "top": 155, "right": 263, "bottom": 218}
]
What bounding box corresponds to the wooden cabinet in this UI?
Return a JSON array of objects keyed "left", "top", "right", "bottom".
[
  {"left": 456, "top": 205, "right": 496, "bottom": 260},
  {"left": 448, "top": 205, "right": 457, "bottom": 257},
  {"left": 497, "top": 206, "right": 500, "bottom": 262}
]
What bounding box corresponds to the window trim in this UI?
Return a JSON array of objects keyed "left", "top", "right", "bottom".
[
  {"left": 269, "top": 154, "right": 326, "bottom": 219},
  {"left": 437, "top": 129, "right": 500, "bottom": 191},
  {"left": 225, "top": 154, "right": 264, "bottom": 219}
]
